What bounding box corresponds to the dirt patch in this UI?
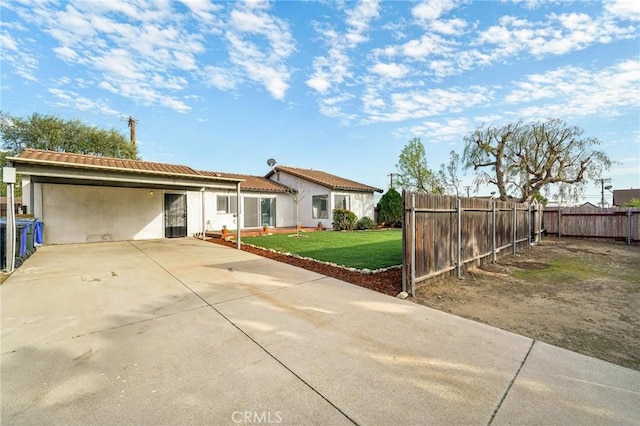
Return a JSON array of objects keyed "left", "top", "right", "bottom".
[
  {"left": 414, "top": 238, "right": 640, "bottom": 370},
  {"left": 208, "top": 236, "right": 639, "bottom": 371}
]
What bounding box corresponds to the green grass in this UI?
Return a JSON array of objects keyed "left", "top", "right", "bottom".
[
  {"left": 513, "top": 257, "right": 600, "bottom": 283},
  {"left": 241, "top": 229, "right": 402, "bottom": 270}
]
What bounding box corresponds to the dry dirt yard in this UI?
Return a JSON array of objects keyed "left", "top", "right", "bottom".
[{"left": 414, "top": 238, "right": 640, "bottom": 371}]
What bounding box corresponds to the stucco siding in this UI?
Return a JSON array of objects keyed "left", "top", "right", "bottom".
[{"left": 41, "top": 184, "right": 163, "bottom": 244}]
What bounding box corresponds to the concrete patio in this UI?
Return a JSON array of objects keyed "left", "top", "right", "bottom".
[{"left": 1, "top": 238, "right": 638, "bottom": 425}]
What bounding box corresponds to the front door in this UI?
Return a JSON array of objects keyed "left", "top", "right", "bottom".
[{"left": 164, "top": 193, "right": 187, "bottom": 238}]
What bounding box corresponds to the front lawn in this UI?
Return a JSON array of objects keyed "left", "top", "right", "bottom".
[{"left": 241, "top": 229, "right": 402, "bottom": 270}]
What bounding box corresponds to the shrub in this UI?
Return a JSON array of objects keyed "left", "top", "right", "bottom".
[
  {"left": 377, "top": 188, "right": 403, "bottom": 227},
  {"left": 356, "top": 216, "right": 376, "bottom": 230},
  {"left": 332, "top": 208, "right": 357, "bottom": 231}
]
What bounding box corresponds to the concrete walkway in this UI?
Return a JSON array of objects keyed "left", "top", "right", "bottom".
[{"left": 1, "top": 238, "right": 638, "bottom": 425}]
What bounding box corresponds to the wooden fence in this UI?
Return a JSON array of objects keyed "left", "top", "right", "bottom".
[
  {"left": 402, "top": 191, "right": 542, "bottom": 296},
  {"left": 543, "top": 206, "right": 640, "bottom": 245}
]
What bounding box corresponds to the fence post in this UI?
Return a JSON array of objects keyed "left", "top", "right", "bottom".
[
  {"left": 558, "top": 207, "right": 562, "bottom": 238},
  {"left": 513, "top": 204, "right": 517, "bottom": 255},
  {"left": 528, "top": 202, "right": 532, "bottom": 248},
  {"left": 410, "top": 193, "right": 416, "bottom": 296},
  {"left": 457, "top": 197, "right": 462, "bottom": 278},
  {"left": 492, "top": 199, "right": 496, "bottom": 262},
  {"left": 628, "top": 208, "right": 633, "bottom": 245}
]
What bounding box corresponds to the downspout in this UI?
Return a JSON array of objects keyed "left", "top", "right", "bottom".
[{"left": 236, "top": 182, "right": 241, "bottom": 249}]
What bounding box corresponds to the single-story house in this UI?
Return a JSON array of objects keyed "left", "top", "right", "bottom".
[
  {"left": 8, "top": 149, "right": 242, "bottom": 244},
  {"left": 266, "top": 166, "right": 383, "bottom": 228},
  {"left": 197, "top": 171, "right": 294, "bottom": 230},
  {"left": 7, "top": 149, "right": 382, "bottom": 245},
  {"left": 613, "top": 189, "right": 640, "bottom": 207}
]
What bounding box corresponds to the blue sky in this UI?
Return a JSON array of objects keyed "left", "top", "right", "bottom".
[{"left": 1, "top": 0, "right": 639, "bottom": 204}]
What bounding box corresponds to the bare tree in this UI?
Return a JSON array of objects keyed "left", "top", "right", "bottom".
[
  {"left": 463, "top": 119, "right": 612, "bottom": 203},
  {"left": 285, "top": 179, "right": 309, "bottom": 237}
]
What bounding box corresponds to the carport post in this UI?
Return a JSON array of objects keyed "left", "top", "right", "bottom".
[
  {"left": 3, "top": 167, "right": 17, "bottom": 272},
  {"left": 236, "top": 182, "right": 241, "bottom": 249},
  {"left": 200, "top": 187, "right": 206, "bottom": 241}
]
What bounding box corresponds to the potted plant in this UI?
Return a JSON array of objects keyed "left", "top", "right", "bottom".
[
  {"left": 317, "top": 221, "right": 323, "bottom": 231},
  {"left": 221, "top": 225, "right": 229, "bottom": 237},
  {"left": 263, "top": 225, "right": 270, "bottom": 233}
]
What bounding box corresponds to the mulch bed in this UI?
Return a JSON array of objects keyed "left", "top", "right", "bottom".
[{"left": 207, "top": 237, "right": 402, "bottom": 296}]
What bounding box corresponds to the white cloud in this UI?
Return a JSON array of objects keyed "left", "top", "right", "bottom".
[
  {"left": 412, "top": 0, "right": 456, "bottom": 22},
  {"left": 48, "top": 88, "right": 119, "bottom": 115},
  {"left": 0, "top": 28, "right": 39, "bottom": 81},
  {"left": 604, "top": 0, "right": 640, "bottom": 21},
  {"left": 504, "top": 60, "right": 640, "bottom": 119},
  {"left": 395, "top": 117, "right": 471, "bottom": 143},
  {"left": 476, "top": 11, "right": 637, "bottom": 59},
  {"left": 365, "top": 86, "right": 494, "bottom": 123},
  {"left": 201, "top": 65, "right": 239, "bottom": 91},
  {"left": 370, "top": 63, "right": 409, "bottom": 79},
  {"left": 178, "top": 0, "right": 223, "bottom": 24},
  {"left": 225, "top": 1, "right": 295, "bottom": 100},
  {"left": 306, "top": 0, "right": 380, "bottom": 94}
]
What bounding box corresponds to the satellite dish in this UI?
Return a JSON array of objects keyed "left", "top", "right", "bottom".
[{"left": 267, "top": 158, "right": 276, "bottom": 167}]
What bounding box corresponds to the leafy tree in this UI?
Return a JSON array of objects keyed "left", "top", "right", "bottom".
[
  {"left": 463, "top": 118, "right": 612, "bottom": 203},
  {"left": 1, "top": 112, "right": 138, "bottom": 196},
  {"left": 622, "top": 198, "right": 640, "bottom": 208},
  {"left": 1, "top": 112, "right": 137, "bottom": 159},
  {"left": 377, "top": 188, "right": 403, "bottom": 227},
  {"left": 396, "top": 137, "right": 443, "bottom": 193},
  {"left": 437, "top": 150, "right": 462, "bottom": 197}
]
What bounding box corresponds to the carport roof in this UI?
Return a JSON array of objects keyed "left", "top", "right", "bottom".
[{"left": 8, "top": 149, "right": 243, "bottom": 184}]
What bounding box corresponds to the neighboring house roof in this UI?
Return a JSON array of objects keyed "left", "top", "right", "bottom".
[
  {"left": 613, "top": 189, "right": 640, "bottom": 206},
  {"left": 267, "top": 166, "right": 383, "bottom": 193},
  {"left": 8, "top": 149, "right": 242, "bottom": 183},
  {"left": 198, "top": 171, "right": 293, "bottom": 193},
  {"left": 579, "top": 202, "right": 600, "bottom": 208}
]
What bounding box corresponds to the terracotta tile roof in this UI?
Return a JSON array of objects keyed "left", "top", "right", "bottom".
[
  {"left": 9, "top": 149, "right": 242, "bottom": 182},
  {"left": 268, "top": 166, "right": 383, "bottom": 193},
  {"left": 198, "top": 171, "right": 293, "bottom": 193}
]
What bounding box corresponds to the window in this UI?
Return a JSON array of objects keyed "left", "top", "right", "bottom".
[
  {"left": 312, "top": 195, "right": 328, "bottom": 219},
  {"left": 217, "top": 195, "right": 238, "bottom": 214},
  {"left": 334, "top": 194, "right": 350, "bottom": 210}
]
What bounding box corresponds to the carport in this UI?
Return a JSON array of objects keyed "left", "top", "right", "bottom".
[{"left": 6, "top": 149, "right": 243, "bottom": 246}]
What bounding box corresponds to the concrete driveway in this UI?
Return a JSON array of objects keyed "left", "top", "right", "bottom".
[{"left": 1, "top": 238, "right": 638, "bottom": 425}]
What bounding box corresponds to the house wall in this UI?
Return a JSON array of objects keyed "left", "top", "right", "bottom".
[
  {"left": 268, "top": 172, "right": 376, "bottom": 228},
  {"left": 270, "top": 173, "right": 331, "bottom": 228},
  {"left": 39, "top": 183, "right": 164, "bottom": 244},
  {"left": 332, "top": 191, "right": 375, "bottom": 220},
  {"left": 187, "top": 190, "right": 295, "bottom": 231}
]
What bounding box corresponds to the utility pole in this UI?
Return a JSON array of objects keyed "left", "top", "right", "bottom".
[
  {"left": 595, "top": 177, "right": 611, "bottom": 208},
  {"left": 387, "top": 173, "right": 395, "bottom": 189},
  {"left": 121, "top": 115, "right": 138, "bottom": 146},
  {"left": 464, "top": 185, "right": 472, "bottom": 198}
]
